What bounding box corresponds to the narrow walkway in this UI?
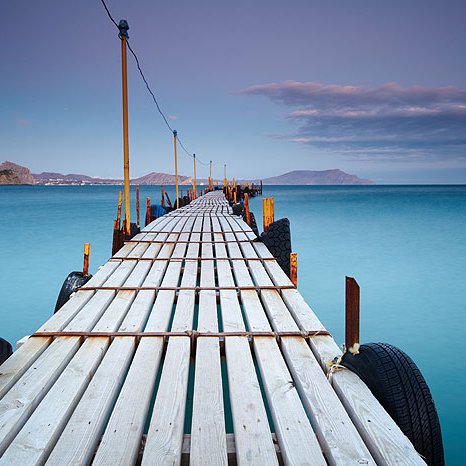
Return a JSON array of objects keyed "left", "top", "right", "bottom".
[{"left": 0, "top": 191, "right": 424, "bottom": 465}]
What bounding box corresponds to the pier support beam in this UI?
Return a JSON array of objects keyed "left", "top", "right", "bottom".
[{"left": 145, "top": 197, "right": 151, "bottom": 226}]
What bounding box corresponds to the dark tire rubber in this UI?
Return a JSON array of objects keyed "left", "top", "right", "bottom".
[
  {"left": 0, "top": 337, "right": 13, "bottom": 365},
  {"left": 129, "top": 222, "right": 140, "bottom": 239},
  {"left": 260, "top": 218, "right": 291, "bottom": 277},
  {"left": 248, "top": 212, "right": 260, "bottom": 237},
  {"left": 55, "top": 271, "right": 92, "bottom": 313},
  {"left": 232, "top": 203, "right": 244, "bottom": 216},
  {"left": 341, "top": 343, "right": 444, "bottom": 466}
]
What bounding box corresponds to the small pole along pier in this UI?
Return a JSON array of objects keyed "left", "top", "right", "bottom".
[{"left": 0, "top": 190, "right": 431, "bottom": 465}]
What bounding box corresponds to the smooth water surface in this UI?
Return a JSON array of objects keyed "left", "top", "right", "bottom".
[{"left": 1, "top": 185, "right": 465, "bottom": 464}]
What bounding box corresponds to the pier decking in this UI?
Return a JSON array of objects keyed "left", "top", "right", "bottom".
[{"left": 0, "top": 191, "right": 424, "bottom": 465}]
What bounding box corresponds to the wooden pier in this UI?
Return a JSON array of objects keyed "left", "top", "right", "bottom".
[{"left": 0, "top": 191, "right": 425, "bottom": 465}]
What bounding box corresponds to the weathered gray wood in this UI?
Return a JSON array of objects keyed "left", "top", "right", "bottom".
[
  {"left": 48, "top": 219, "right": 190, "bottom": 466},
  {"left": 213, "top": 216, "right": 279, "bottom": 466},
  {"left": 142, "top": 218, "right": 198, "bottom": 466},
  {"left": 190, "top": 216, "right": 228, "bottom": 466}
]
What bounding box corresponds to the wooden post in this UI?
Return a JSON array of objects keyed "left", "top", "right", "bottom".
[
  {"left": 119, "top": 20, "right": 131, "bottom": 237},
  {"left": 262, "top": 198, "right": 274, "bottom": 231},
  {"left": 161, "top": 186, "right": 165, "bottom": 208},
  {"left": 345, "top": 276, "right": 360, "bottom": 354},
  {"left": 193, "top": 154, "right": 197, "bottom": 200},
  {"left": 260, "top": 180, "right": 263, "bottom": 194},
  {"left": 173, "top": 130, "right": 179, "bottom": 209},
  {"left": 290, "top": 252, "right": 297, "bottom": 287},
  {"left": 83, "top": 243, "right": 90, "bottom": 276},
  {"left": 145, "top": 197, "right": 151, "bottom": 226},
  {"left": 244, "top": 193, "right": 251, "bottom": 226},
  {"left": 223, "top": 164, "right": 227, "bottom": 188},
  {"left": 116, "top": 191, "right": 123, "bottom": 229},
  {"left": 209, "top": 160, "right": 213, "bottom": 190},
  {"left": 135, "top": 184, "right": 140, "bottom": 228},
  {"left": 233, "top": 189, "right": 237, "bottom": 204}
]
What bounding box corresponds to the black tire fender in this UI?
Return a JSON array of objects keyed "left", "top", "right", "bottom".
[
  {"left": 0, "top": 337, "right": 13, "bottom": 365},
  {"left": 248, "top": 212, "right": 260, "bottom": 238},
  {"left": 232, "top": 203, "right": 244, "bottom": 216},
  {"left": 341, "top": 342, "right": 444, "bottom": 466},
  {"left": 259, "top": 218, "right": 292, "bottom": 277},
  {"left": 55, "top": 271, "right": 92, "bottom": 313}
]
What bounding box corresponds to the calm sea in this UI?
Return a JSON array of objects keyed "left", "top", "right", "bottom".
[{"left": 0, "top": 184, "right": 465, "bottom": 464}]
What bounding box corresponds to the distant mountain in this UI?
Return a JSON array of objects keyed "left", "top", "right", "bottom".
[
  {"left": 0, "top": 161, "right": 34, "bottom": 185},
  {"left": 133, "top": 172, "right": 191, "bottom": 185},
  {"left": 1, "top": 162, "right": 373, "bottom": 186},
  {"left": 262, "top": 169, "right": 374, "bottom": 185}
]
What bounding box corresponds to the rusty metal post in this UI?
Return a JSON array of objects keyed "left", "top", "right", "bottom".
[
  {"left": 263, "top": 198, "right": 274, "bottom": 231},
  {"left": 83, "top": 243, "right": 90, "bottom": 276},
  {"left": 345, "top": 276, "right": 360, "bottom": 354},
  {"left": 145, "top": 197, "right": 151, "bottom": 226},
  {"left": 119, "top": 20, "right": 131, "bottom": 237},
  {"left": 161, "top": 186, "right": 165, "bottom": 208},
  {"left": 290, "top": 253, "right": 297, "bottom": 287},
  {"left": 136, "top": 184, "right": 140, "bottom": 228},
  {"left": 244, "top": 193, "right": 251, "bottom": 226},
  {"left": 260, "top": 180, "right": 263, "bottom": 194}
]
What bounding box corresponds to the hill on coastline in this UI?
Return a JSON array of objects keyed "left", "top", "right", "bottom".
[
  {"left": 0, "top": 161, "right": 35, "bottom": 185},
  {"left": 0, "top": 161, "right": 374, "bottom": 186},
  {"left": 262, "top": 169, "right": 373, "bottom": 185}
]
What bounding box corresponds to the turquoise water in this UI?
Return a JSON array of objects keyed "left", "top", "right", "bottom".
[{"left": 1, "top": 185, "right": 465, "bottom": 464}]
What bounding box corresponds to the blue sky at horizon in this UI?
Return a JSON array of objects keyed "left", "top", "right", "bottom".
[{"left": 2, "top": 0, "right": 466, "bottom": 184}]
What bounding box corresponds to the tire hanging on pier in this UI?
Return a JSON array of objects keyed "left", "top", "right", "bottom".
[
  {"left": 341, "top": 342, "right": 444, "bottom": 466},
  {"left": 247, "top": 212, "right": 260, "bottom": 237},
  {"left": 260, "top": 218, "right": 291, "bottom": 277},
  {"left": 0, "top": 337, "right": 13, "bottom": 365},
  {"left": 54, "top": 271, "right": 92, "bottom": 313}
]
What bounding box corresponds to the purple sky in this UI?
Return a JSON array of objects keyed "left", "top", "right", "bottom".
[{"left": 2, "top": 0, "right": 466, "bottom": 183}]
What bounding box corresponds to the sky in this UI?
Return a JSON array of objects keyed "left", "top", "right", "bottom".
[{"left": 2, "top": 0, "right": 466, "bottom": 184}]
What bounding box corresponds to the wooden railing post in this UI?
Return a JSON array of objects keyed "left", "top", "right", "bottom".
[
  {"left": 345, "top": 276, "right": 360, "bottom": 354},
  {"left": 244, "top": 193, "right": 251, "bottom": 226},
  {"left": 83, "top": 243, "right": 90, "bottom": 276},
  {"left": 119, "top": 20, "right": 131, "bottom": 237},
  {"left": 290, "top": 252, "right": 297, "bottom": 287},
  {"left": 262, "top": 198, "right": 274, "bottom": 231}
]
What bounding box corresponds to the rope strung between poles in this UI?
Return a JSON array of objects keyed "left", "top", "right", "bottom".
[{"left": 99, "top": 0, "right": 211, "bottom": 168}]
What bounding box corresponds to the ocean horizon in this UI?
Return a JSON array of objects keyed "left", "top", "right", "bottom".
[{"left": 0, "top": 184, "right": 465, "bottom": 464}]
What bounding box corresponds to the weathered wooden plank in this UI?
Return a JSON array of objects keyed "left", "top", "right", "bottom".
[
  {"left": 142, "top": 218, "right": 198, "bottom": 465},
  {"left": 213, "top": 216, "right": 279, "bottom": 466},
  {"left": 220, "top": 222, "right": 326, "bottom": 466},
  {"left": 0, "top": 224, "right": 175, "bottom": 465},
  {"left": 93, "top": 230, "right": 189, "bottom": 466},
  {"left": 190, "top": 216, "right": 228, "bottom": 466},
  {"left": 226, "top": 223, "right": 376, "bottom": 465},
  {"left": 0, "top": 260, "right": 121, "bottom": 401},
  {"left": 45, "top": 220, "right": 190, "bottom": 466}
]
